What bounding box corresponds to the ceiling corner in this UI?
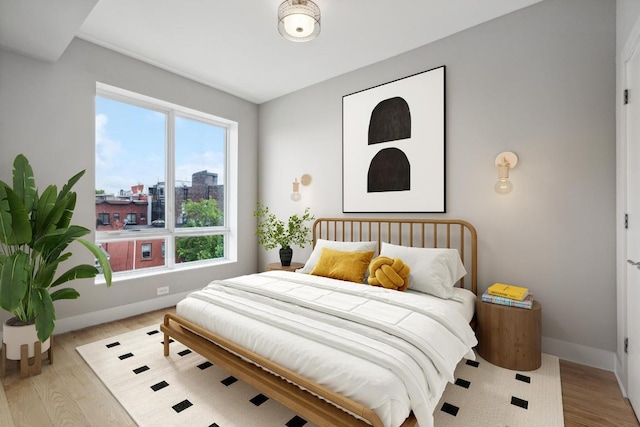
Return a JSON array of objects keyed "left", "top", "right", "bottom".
[{"left": 0, "top": 0, "right": 98, "bottom": 62}]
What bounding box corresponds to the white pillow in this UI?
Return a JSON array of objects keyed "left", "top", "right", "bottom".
[
  {"left": 297, "top": 239, "right": 378, "bottom": 274},
  {"left": 379, "top": 242, "right": 466, "bottom": 300}
]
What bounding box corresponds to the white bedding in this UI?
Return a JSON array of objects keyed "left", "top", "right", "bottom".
[
  {"left": 176, "top": 271, "right": 477, "bottom": 427},
  {"left": 422, "top": 286, "right": 477, "bottom": 323}
]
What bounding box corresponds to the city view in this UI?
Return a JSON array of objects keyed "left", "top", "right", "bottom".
[{"left": 95, "top": 94, "right": 227, "bottom": 273}]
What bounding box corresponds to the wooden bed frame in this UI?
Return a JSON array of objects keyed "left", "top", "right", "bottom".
[{"left": 161, "top": 218, "right": 477, "bottom": 427}]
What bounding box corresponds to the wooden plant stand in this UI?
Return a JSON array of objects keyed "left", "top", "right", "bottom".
[{"left": 0, "top": 335, "right": 54, "bottom": 379}]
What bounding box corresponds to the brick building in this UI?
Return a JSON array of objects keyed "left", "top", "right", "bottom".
[
  {"left": 95, "top": 199, "right": 149, "bottom": 230},
  {"left": 100, "top": 239, "right": 165, "bottom": 272},
  {"left": 96, "top": 171, "right": 224, "bottom": 272}
]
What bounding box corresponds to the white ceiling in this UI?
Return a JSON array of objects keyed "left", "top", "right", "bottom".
[
  {"left": 1, "top": 0, "right": 543, "bottom": 104},
  {"left": 0, "top": 0, "right": 98, "bottom": 62}
]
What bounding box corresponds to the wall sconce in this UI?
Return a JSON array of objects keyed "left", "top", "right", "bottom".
[
  {"left": 494, "top": 151, "right": 518, "bottom": 195},
  {"left": 291, "top": 174, "right": 312, "bottom": 201}
]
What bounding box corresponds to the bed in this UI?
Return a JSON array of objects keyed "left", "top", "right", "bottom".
[{"left": 161, "top": 217, "right": 478, "bottom": 427}]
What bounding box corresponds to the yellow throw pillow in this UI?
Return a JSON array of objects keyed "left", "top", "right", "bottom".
[
  {"left": 367, "top": 256, "right": 410, "bottom": 291},
  {"left": 310, "top": 248, "right": 375, "bottom": 283}
]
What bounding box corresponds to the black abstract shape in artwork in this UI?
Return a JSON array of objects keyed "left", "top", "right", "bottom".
[
  {"left": 367, "top": 148, "right": 410, "bottom": 192},
  {"left": 368, "top": 97, "right": 411, "bottom": 145}
]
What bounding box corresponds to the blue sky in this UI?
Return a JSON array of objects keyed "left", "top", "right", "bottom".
[{"left": 95, "top": 96, "right": 225, "bottom": 196}]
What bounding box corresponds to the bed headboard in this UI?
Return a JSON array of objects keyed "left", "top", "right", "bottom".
[{"left": 312, "top": 218, "right": 477, "bottom": 295}]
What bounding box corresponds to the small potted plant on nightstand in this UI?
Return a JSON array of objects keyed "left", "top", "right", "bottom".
[
  {"left": 0, "top": 154, "right": 112, "bottom": 378},
  {"left": 253, "top": 203, "right": 314, "bottom": 266}
]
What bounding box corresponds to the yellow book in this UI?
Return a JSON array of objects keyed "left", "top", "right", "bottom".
[{"left": 487, "top": 283, "right": 529, "bottom": 301}]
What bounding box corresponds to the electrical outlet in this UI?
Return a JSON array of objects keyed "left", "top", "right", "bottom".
[{"left": 157, "top": 286, "right": 169, "bottom": 296}]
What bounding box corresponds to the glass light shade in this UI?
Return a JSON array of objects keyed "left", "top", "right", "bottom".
[
  {"left": 278, "top": 0, "right": 321, "bottom": 42},
  {"left": 494, "top": 179, "right": 513, "bottom": 195},
  {"left": 291, "top": 178, "right": 301, "bottom": 201},
  {"left": 283, "top": 13, "right": 315, "bottom": 38}
]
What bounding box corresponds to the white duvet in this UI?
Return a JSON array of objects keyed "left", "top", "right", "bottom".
[{"left": 177, "top": 271, "right": 477, "bottom": 427}]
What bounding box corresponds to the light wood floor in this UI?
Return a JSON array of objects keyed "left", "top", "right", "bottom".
[{"left": 1, "top": 307, "right": 638, "bottom": 426}]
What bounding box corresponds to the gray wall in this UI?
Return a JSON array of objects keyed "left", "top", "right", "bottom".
[
  {"left": 0, "top": 39, "right": 259, "bottom": 327},
  {"left": 259, "top": 0, "right": 616, "bottom": 354}
]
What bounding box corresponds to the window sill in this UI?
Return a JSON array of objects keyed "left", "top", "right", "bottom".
[{"left": 94, "top": 257, "right": 236, "bottom": 285}]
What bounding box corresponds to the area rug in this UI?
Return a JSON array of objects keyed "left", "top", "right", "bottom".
[
  {"left": 433, "top": 352, "right": 564, "bottom": 427},
  {"left": 77, "top": 327, "right": 564, "bottom": 427}
]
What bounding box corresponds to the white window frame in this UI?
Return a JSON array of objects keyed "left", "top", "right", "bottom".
[{"left": 95, "top": 83, "right": 238, "bottom": 281}]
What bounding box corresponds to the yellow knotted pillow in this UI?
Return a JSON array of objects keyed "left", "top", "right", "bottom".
[{"left": 367, "top": 256, "right": 410, "bottom": 291}]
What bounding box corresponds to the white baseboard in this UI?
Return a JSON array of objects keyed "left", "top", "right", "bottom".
[
  {"left": 542, "top": 336, "right": 616, "bottom": 371},
  {"left": 615, "top": 354, "right": 629, "bottom": 398},
  {"left": 56, "top": 291, "right": 192, "bottom": 335},
  {"left": 616, "top": 370, "right": 629, "bottom": 398},
  {"left": 542, "top": 337, "right": 631, "bottom": 400},
  {"left": 0, "top": 291, "right": 191, "bottom": 344}
]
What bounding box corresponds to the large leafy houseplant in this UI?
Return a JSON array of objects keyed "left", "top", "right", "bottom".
[
  {"left": 253, "top": 203, "right": 314, "bottom": 265},
  {"left": 0, "top": 154, "right": 112, "bottom": 342}
]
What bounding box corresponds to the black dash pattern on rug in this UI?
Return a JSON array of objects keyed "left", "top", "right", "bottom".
[
  {"left": 441, "top": 402, "right": 460, "bottom": 416},
  {"left": 286, "top": 415, "right": 308, "bottom": 427},
  {"left": 250, "top": 393, "right": 269, "bottom": 406},
  {"left": 465, "top": 359, "right": 480, "bottom": 368},
  {"left": 455, "top": 378, "right": 471, "bottom": 389},
  {"left": 221, "top": 376, "right": 238, "bottom": 386},
  {"left": 133, "top": 365, "right": 149, "bottom": 374},
  {"left": 197, "top": 361, "right": 213, "bottom": 370},
  {"left": 431, "top": 352, "right": 562, "bottom": 427},
  {"left": 78, "top": 327, "right": 325, "bottom": 426},
  {"left": 172, "top": 399, "right": 193, "bottom": 413},
  {"left": 511, "top": 396, "right": 529, "bottom": 409},
  {"left": 151, "top": 380, "right": 169, "bottom": 392}
]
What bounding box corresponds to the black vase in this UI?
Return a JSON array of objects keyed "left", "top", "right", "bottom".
[{"left": 279, "top": 246, "right": 293, "bottom": 266}]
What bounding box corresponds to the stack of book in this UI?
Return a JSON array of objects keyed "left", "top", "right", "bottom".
[{"left": 482, "top": 282, "right": 533, "bottom": 309}]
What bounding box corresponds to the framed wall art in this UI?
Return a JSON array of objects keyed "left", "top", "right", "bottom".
[{"left": 342, "top": 66, "right": 445, "bottom": 213}]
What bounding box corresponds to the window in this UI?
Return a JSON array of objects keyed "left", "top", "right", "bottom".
[
  {"left": 125, "top": 213, "right": 137, "bottom": 225},
  {"left": 95, "top": 83, "right": 237, "bottom": 278},
  {"left": 97, "top": 213, "right": 110, "bottom": 225},
  {"left": 141, "top": 243, "right": 152, "bottom": 259}
]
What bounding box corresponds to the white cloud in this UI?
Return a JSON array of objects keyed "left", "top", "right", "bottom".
[
  {"left": 95, "top": 114, "right": 122, "bottom": 171},
  {"left": 176, "top": 151, "right": 225, "bottom": 186},
  {"left": 95, "top": 114, "right": 225, "bottom": 194},
  {"left": 95, "top": 114, "right": 125, "bottom": 193}
]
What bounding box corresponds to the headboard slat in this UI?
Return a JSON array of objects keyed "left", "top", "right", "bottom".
[{"left": 312, "top": 218, "right": 477, "bottom": 295}]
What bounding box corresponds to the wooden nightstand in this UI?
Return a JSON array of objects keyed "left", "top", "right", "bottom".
[
  {"left": 476, "top": 297, "right": 542, "bottom": 371},
  {"left": 265, "top": 262, "right": 304, "bottom": 272}
]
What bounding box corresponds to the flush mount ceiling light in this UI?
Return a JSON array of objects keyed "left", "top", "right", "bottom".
[{"left": 278, "top": 0, "right": 321, "bottom": 42}]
